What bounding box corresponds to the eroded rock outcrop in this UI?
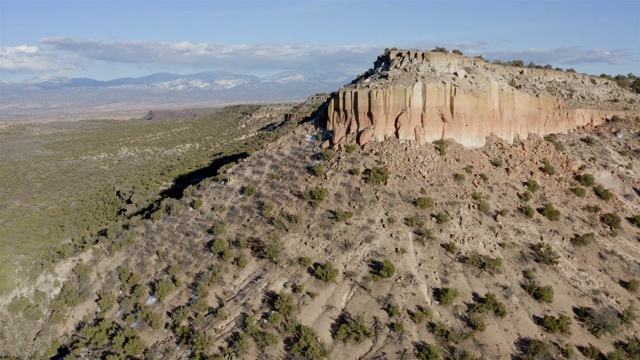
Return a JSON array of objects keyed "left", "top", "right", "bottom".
[{"left": 324, "top": 50, "right": 640, "bottom": 147}]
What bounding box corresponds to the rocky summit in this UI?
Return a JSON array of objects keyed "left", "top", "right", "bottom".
[{"left": 324, "top": 50, "right": 640, "bottom": 148}]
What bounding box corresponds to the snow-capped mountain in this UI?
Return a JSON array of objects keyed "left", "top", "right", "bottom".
[{"left": 0, "top": 70, "right": 351, "bottom": 120}]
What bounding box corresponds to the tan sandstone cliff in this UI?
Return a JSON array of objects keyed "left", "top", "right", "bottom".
[{"left": 324, "top": 50, "right": 640, "bottom": 148}]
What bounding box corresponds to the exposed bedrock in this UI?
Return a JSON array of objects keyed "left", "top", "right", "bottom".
[{"left": 324, "top": 50, "right": 639, "bottom": 148}]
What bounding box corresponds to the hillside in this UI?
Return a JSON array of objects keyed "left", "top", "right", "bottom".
[{"left": 1, "top": 51, "right": 640, "bottom": 360}]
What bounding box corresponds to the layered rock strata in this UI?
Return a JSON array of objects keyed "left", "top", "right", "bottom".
[{"left": 325, "top": 50, "right": 640, "bottom": 148}]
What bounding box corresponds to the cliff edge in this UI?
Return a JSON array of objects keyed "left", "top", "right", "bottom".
[{"left": 324, "top": 50, "right": 640, "bottom": 147}]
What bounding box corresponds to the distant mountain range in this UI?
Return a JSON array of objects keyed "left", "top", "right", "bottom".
[{"left": 0, "top": 70, "right": 352, "bottom": 121}]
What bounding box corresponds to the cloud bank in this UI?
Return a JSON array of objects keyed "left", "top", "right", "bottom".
[
  {"left": 1, "top": 38, "right": 638, "bottom": 78},
  {"left": 0, "top": 45, "right": 59, "bottom": 72}
]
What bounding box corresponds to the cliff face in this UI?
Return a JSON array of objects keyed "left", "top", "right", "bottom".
[{"left": 325, "top": 50, "right": 640, "bottom": 148}]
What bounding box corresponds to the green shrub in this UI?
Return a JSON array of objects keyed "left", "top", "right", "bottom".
[
  {"left": 630, "top": 214, "right": 640, "bottom": 228},
  {"left": 191, "top": 297, "right": 209, "bottom": 313},
  {"left": 491, "top": 158, "right": 503, "bottom": 167},
  {"left": 298, "top": 256, "right": 312, "bottom": 267},
  {"left": 584, "top": 204, "right": 601, "bottom": 213},
  {"left": 302, "top": 187, "right": 328, "bottom": 207},
  {"left": 454, "top": 173, "right": 465, "bottom": 181},
  {"left": 373, "top": 259, "right": 396, "bottom": 280},
  {"left": 435, "top": 287, "right": 458, "bottom": 306},
  {"left": 471, "top": 192, "right": 483, "bottom": 201},
  {"left": 582, "top": 345, "right": 601, "bottom": 359},
  {"left": 541, "top": 158, "right": 556, "bottom": 174},
  {"left": 235, "top": 256, "right": 248, "bottom": 268},
  {"left": 192, "top": 198, "right": 203, "bottom": 209},
  {"left": 624, "top": 279, "right": 639, "bottom": 293},
  {"left": 311, "top": 163, "right": 325, "bottom": 177},
  {"left": 365, "top": 166, "right": 389, "bottom": 184},
  {"left": 96, "top": 292, "right": 115, "bottom": 312},
  {"left": 73, "top": 263, "right": 93, "bottom": 283},
  {"left": 385, "top": 303, "right": 401, "bottom": 317},
  {"left": 441, "top": 242, "right": 458, "bottom": 254},
  {"left": 288, "top": 325, "right": 330, "bottom": 359},
  {"left": 434, "top": 139, "right": 446, "bottom": 156},
  {"left": 243, "top": 184, "right": 256, "bottom": 196},
  {"left": 22, "top": 305, "right": 43, "bottom": 321},
  {"left": 411, "top": 306, "right": 432, "bottom": 324},
  {"left": 313, "top": 261, "right": 339, "bottom": 282},
  {"left": 577, "top": 173, "right": 595, "bottom": 186},
  {"left": 155, "top": 278, "right": 176, "bottom": 302},
  {"left": 334, "top": 314, "right": 372, "bottom": 343},
  {"left": 140, "top": 308, "right": 163, "bottom": 330},
  {"left": 284, "top": 212, "right": 301, "bottom": 224},
  {"left": 331, "top": 208, "right": 354, "bottom": 222},
  {"left": 479, "top": 201, "right": 491, "bottom": 215},
  {"left": 431, "top": 46, "right": 449, "bottom": 53},
  {"left": 602, "top": 212, "right": 622, "bottom": 229},
  {"left": 220, "top": 248, "right": 234, "bottom": 262},
  {"left": 264, "top": 234, "right": 285, "bottom": 264},
  {"left": 195, "top": 283, "right": 209, "bottom": 298},
  {"left": 252, "top": 329, "right": 278, "bottom": 348},
  {"left": 464, "top": 165, "right": 474, "bottom": 174},
  {"left": 479, "top": 173, "right": 489, "bottom": 181},
  {"left": 261, "top": 202, "right": 274, "bottom": 218},
  {"left": 524, "top": 283, "right": 554, "bottom": 303},
  {"left": 58, "top": 281, "right": 81, "bottom": 307},
  {"left": 621, "top": 305, "right": 637, "bottom": 326},
  {"left": 520, "top": 205, "right": 535, "bottom": 218},
  {"left": 571, "top": 186, "right": 586, "bottom": 197},
  {"left": 321, "top": 149, "right": 335, "bottom": 161},
  {"left": 430, "top": 322, "right": 458, "bottom": 343},
  {"left": 267, "top": 291, "right": 296, "bottom": 317},
  {"left": 472, "top": 292, "right": 507, "bottom": 318},
  {"left": 524, "top": 339, "right": 554, "bottom": 360},
  {"left": 210, "top": 238, "right": 228, "bottom": 255},
  {"left": 541, "top": 314, "right": 571, "bottom": 334},
  {"left": 571, "top": 233, "right": 595, "bottom": 246},
  {"left": 209, "top": 223, "right": 226, "bottom": 236},
  {"left": 468, "top": 313, "right": 487, "bottom": 332},
  {"left": 525, "top": 180, "right": 540, "bottom": 192},
  {"left": 390, "top": 322, "right": 404, "bottom": 332},
  {"left": 414, "top": 197, "right": 434, "bottom": 209},
  {"left": 594, "top": 184, "right": 613, "bottom": 201},
  {"left": 463, "top": 252, "right": 503, "bottom": 274},
  {"left": 582, "top": 136, "right": 597, "bottom": 146},
  {"left": 416, "top": 343, "right": 442, "bottom": 360},
  {"left": 7, "top": 296, "right": 31, "bottom": 314},
  {"left": 345, "top": 144, "right": 358, "bottom": 153},
  {"left": 434, "top": 212, "right": 450, "bottom": 224},
  {"left": 540, "top": 203, "right": 561, "bottom": 221},
  {"left": 348, "top": 168, "right": 360, "bottom": 176},
  {"left": 520, "top": 191, "right": 532, "bottom": 202},
  {"left": 532, "top": 243, "right": 560, "bottom": 265}
]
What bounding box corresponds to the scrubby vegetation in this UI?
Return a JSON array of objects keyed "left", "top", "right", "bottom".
[{"left": 3, "top": 93, "right": 640, "bottom": 359}]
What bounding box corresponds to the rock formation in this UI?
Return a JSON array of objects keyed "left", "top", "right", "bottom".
[{"left": 324, "top": 50, "right": 640, "bottom": 147}]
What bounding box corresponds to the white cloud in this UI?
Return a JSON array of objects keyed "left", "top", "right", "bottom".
[
  {"left": 37, "top": 37, "right": 381, "bottom": 74},
  {"left": 451, "top": 44, "right": 638, "bottom": 67},
  {"left": 0, "top": 45, "right": 58, "bottom": 72},
  {"left": 3, "top": 38, "right": 637, "bottom": 79}
]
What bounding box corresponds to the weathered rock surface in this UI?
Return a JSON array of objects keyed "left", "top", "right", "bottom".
[{"left": 324, "top": 50, "right": 640, "bottom": 147}]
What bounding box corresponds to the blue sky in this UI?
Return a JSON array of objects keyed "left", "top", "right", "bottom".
[{"left": 1, "top": 0, "right": 639, "bottom": 82}]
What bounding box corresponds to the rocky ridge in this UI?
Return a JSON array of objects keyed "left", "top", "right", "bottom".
[{"left": 325, "top": 50, "right": 640, "bottom": 148}]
